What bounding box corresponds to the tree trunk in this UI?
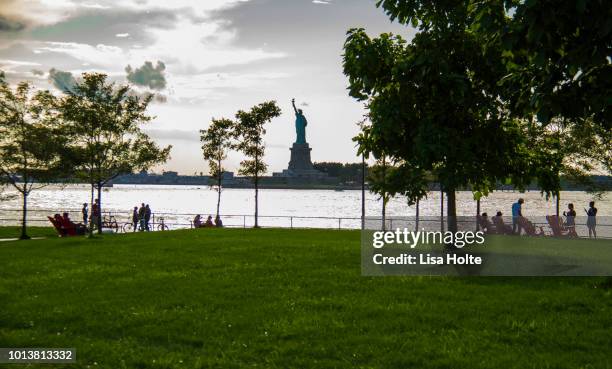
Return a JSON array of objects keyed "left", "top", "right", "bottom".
[
  {"left": 254, "top": 152, "right": 259, "bottom": 228},
  {"left": 216, "top": 158, "right": 222, "bottom": 218},
  {"left": 476, "top": 198, "right": 481, "bottom": 231},
  {"left": 381, "top": 156, "right": 386, "bottom": 231},
  {"left": 382, "top": 199, "right": 386, "bottom": 231},
  {"left": 555, "top": 192, "right": 560, "bottom": 217},
  {"left": 19, "top": 190, "right": 30, "bottom": 240},
  {"left": 440, "top": 189, "right": 444, "bottom": 232},
  {"left": 97, "top": 182, "right": 102, "bottom": 234},
  {"left": 415, "top": 199, "right": 420, "bottom": 232},
  {"left": 88, "top": 184, "right": 94, "bottom": 237},
  {"left": 361, "top": 154, "right": 365, "bottom": 230},
  {"left": 254, "top": 174, "right": 259, "bottom": 228},
  {"left": 447, "top": 189, "right": 457, "bottom": 233}
]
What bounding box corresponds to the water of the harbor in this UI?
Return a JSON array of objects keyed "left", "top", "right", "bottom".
[{"left": 1, "top": 184, "right": 609, "bottom": 231}]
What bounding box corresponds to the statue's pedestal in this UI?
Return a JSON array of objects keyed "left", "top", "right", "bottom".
[
  {"left": 273, "top": 142, "right": 327, "bottom": 179},
  {"left": 288, "top": 143, "right": 314, "bottom": 171}
]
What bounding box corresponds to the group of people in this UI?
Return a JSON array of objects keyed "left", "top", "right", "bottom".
[
  {"left": 480, "top": 198, "right": 598, "bottom": 238},
  {"left": 193, "top": 214, "right": 223, "bottom": 228},
  {"left": 81, "top": 200, "right": 100, "bottom": 229},
  {"left": 51, "top": 212, "right": 87, "bottom": 236},
  {"left": 131, "top": 203, "right": 152, "bottom": 232}
]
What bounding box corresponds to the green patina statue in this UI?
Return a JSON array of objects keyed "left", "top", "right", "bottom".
[{"left": 292, "top": 98, "right": 307, "bottom": 144}]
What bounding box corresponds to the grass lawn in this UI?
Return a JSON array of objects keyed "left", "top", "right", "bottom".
[
  {"left": 0, "top": 226, "right": 59, "bottom": 239},
  {"left": 0, "top": 228, "right": 611, "bottom": 368}
]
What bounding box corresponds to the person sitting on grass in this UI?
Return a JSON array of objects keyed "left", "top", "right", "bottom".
[
  {"left": 204, "top": 215, "right": 214, "bottom": 228},
  {"left": 493, "top": 211, "right": 513, "bottom": 235},
  {"left": 215, "top": 215, "right": 223, "bottom": 228},
  {"left": 478, "top": 212, "right": 493, "bottom": 233},
  {"left": 194, "top": 214, "right": 202, "bottom": 228}
]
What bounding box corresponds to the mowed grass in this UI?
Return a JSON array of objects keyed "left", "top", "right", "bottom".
[
  {"left": 0, "top": 228, "right": 611, "bottom": 369},
  {"left": 0, "top": 226, "right": 58, "bottom": 239}
]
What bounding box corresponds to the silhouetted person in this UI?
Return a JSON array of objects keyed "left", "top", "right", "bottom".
[
  {"left": 54, "top": 214, "right": 66, "bottom": 236},
  {"left": 61, "top": 212, "right": 76, "bottom": 236},
  {"left": 563, "top": 203, "right": 576, "bottom": 227},
  {"left": 194, "top": 214, "right": 202, "bottom": 228},
  {"left": 91, "top": 199, "right": 100, "bottom": 231},
  {"left": 204, "top": 215, "right": 214, "bottom": 228},
  {"left": 132, "top": 206, "right": 139, "bottom": 232},
  {"left": 585, "top": 201, "right": 597, "bottom": 238},
  {"left": 511, "top": 198, "right": 524, "bottom": 235},
  {"left": 215, "top": 215, "right": 223, "bottom": 228},
  {"left": 138, "top": 203, "right": 146, "bottom": 231},
  {"left": 82, "top": 203, "right": 88, "bottom": 224},
  {"left": 145, "top": 204, "right": 151, "bottom": 231}
]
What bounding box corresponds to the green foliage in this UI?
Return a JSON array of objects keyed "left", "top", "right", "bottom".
[
  {"left": 57, "top": 72, "right": 171, "bottom": 234},
  {"left": 313, "top": 162, "right": 367, "bottom": 183},
  {"left": 343, "top": 13, "right": 538, "bottom": 206},
  {"left": 232, "top": 101, "right": 281, "bottom": 227},
  {"left": 233, "top": 101, "right": 281, "bottom": 179},
  {"left": 470, "top": 0, "right": 612, "bottom": 129},
  {"left": 0, "top": 79, "right": 68, "bottom": 238},
  {"left": 59, "top": 73, "right": 172, "bottom": 186},
  {"left": 200, "top": 118, "right": 234, "bottom": 181},
  {"left": 200, "top": 117, "right": 234, "bottom": 216}
]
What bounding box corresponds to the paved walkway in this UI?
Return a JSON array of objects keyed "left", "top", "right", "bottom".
[{"left": 0, "top": 237, "right": 46, "bottom": 242}]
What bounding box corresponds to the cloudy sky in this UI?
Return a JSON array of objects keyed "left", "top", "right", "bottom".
[{"left": 0, "top": 0, "right": 413, "bottom": 174}]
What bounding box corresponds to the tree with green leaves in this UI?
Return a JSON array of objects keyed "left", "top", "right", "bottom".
[
  {"left": 346, "top": 36, "right": 531, "bottom": 231},
  {"left": 59, "top": 73, "right": 171, "bottom": 235},
  {"left": 233, "top": 101, "right": 281, "bottom": 228},
  {"left": 200, "top": 118, "right": 234, "bottom": 218},
  {"left": 0, "top": 79, "right": 68, "bottom": 239},
  {"left": 466, "top": 0, "right": 611, "bottom": 131}
]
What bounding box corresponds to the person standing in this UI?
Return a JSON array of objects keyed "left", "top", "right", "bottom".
[
  {"left": 138, "top": 203, "right": 146, "bottom": 231},
  {"left": 91, "top": 199, "right": 100, "bottom": 231},
  {"left": 511, "top": 198, "right": 524, "bottom": 235},
  {"left": 585, "top": 201, "right": 598, "bottom": 238},
  {"left": 144, "top": 204, "right": 151, "bottom": 231},
  {"left": 132, "top": 206, "right": 139, "bottom": 232},
  {"left": 563, "top": 203, "right": 577, "bottom": 236},
  {"left": 82, "top": 203, "right": 88, "bottom": 224}
]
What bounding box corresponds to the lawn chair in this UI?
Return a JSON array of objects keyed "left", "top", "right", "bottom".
[
  {"left": 546, "top": 215, "right": 575, "bottom": 237},
  {"left": 517, "top": 217, "right": 544, "bottom": 236},
  {"left": 48, "top": 216, "right": 66, "bottom": 237}
]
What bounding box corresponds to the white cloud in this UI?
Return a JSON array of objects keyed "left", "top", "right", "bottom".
[{"left": 115, "top": 33, "right": 130, "bottom": 38}]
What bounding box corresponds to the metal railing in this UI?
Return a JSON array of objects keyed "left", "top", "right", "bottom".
[{"left": 1, "top": 208, "right": 610, "bottom": 239}]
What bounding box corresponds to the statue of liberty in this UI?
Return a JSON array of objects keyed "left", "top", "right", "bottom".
[{"left": 292, "top": 98, "right": 307, "bottom": 144}]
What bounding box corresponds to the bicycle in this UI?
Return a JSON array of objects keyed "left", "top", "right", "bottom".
[
  {"left": 101, "top": 215, "right": 119, "bottom": 233},
  {"left": 156, "top": 217, "right": 169, "bottom": 231},
  {"left": 122, "top": 220, "right": 136, "bottom": 233}
]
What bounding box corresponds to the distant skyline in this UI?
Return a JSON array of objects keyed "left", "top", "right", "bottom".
[{"left": 0, "top": 0, "right": 413, "bottom": 174}]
